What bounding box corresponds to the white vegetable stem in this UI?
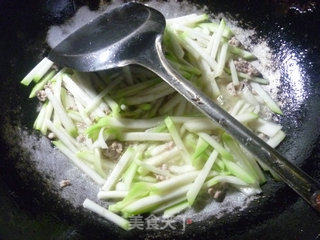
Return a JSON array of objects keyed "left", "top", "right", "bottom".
[
  {"left": 152, "top": 171, "right": 199, "bottom": 194},
  {"left": 198, "top": 132, "right": 232, "bottom": 160},
  {"left": 205, "top": 175, "right": 248, "bottom": 188},
  {"left": 148, "top": 142, "right": 174, "bottom": 156},
  {"left": 229, "top": 59, "right": 239, "bottom": 86},
  {"left": 250, "top": 118, "right": 282, "bottom": 138},
  {"left": 187, "top": 150, "right": 218, "bottom": 205},
  {"left": 267, "top": 130, "right": 286, "bottom": 148},
  {"left": 85, "top": 77, "right": 121, "bottom": 114},
  {"left": 135, "top": 159, "right": 172, "bottom": 177},
  {"left": 102, "top": 147, "right": 134, "bottom": 191},
  {"left": 165, "top": 117, "right": 192, "bottom": 164},
  {"left": 83, "top": 199, "right": 130, "bottom": 230},
  {"left": 208, "top": 19, "right": 226, "bottom": 60},
  {"left": 145, "top": 146, "right": 180, "bottom": 166},
  {"left": 45, "top": 88, "right": 77, "bottom": 137},
  {"left": 46, "top": 120, "right": 78, "bottom": 153},
  {"left": 97, "top": 191, "right": 128, "bottom": 200},
  {"left": 123, "top": 184, "right": 191, "bottom": 215},
  {"left": 251, "top": 82, "right": 283, "bottom": 114}
]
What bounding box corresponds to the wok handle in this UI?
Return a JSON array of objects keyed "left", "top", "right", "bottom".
[{"left": 139, "top": 35, "right": 320, "bottom": 212}]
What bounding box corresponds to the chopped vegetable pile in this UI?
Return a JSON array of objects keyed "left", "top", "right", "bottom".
[{"left": 21, "top": 13, "right": 285, "bottom": 230}]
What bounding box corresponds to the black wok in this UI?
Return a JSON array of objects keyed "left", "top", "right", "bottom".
[{"left": 0, "top": 0, "right": 320, "bottom": 239}]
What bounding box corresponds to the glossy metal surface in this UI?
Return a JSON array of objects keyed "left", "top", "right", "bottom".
[
  {"left": 48, "top": 2, "right": 165, "bottom": 71},
  {"left": 49, "top": 2, "right": 320, "bottom": 212}
]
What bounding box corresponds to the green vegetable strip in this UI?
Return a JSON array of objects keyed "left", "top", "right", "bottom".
[
  {"left": 29, "top": 70, "right": 56, "bottom": 98},
  {"left": 97, "top": 191, "right": 128, "bottom": 200},
  {"left": 115, "top": 78, "right": 160, "bottom": 98},
  {"left": 47, "top": 120, "right": 78, "bottom": 153},
  {"left": 208, "top": 19, "right": 226, "bottom": 61},
  {"left": 205, "top": 175, "right": 248, "bottom": 188},
  {"left": 187, "top": 150, "right": 218, "bottom": 205},
  {"left": 223, "top": 159, "right": 256, "bottom": 184},
  {"left": 122, "top": 161, "right": 138, "bottom": 190},
  {"left": 222, "top": 133, "right": 265, "bottom": 184},
  {"left": 230, "top": 100, "right": 245, "bottom": 116},
  {"left": 53, "top": 77, "right": 63, "bottom": 126},
  {"left": 122, "top": 184, "right": 191, "bottom": 217},
  {"left": 229, "top": 45, "right": 256, "bottom": 60},
  {"left": 198, "top": 59, "right": 220, "bottom": 97},
  {"left": 175, "top": 99, "right": 187, "bottom": 116},
  {"left": 192, "top": 137, "right": 210, "bottom": 167},
  {"left": 135, "top": 159, "right": 172, "bottom": 177},
  {"left": 102, "top": 147, "right": 134, "bottom": 191},
  {"left": 122, "top": 144, "right": 147, "bottom": 189},
  {"left": 147, "top": 98, "right": 164, "bottom": 118},
  {"left": 165, "top": 117, "right": 192, "bottom": 164},
  {"left": 123, "top": 66, "right": 133, "bottom": 85},
  {"left": 85, "top": 77, "right": 121, "bottom": 114},
  {"left": 198, "top": 132, "right": 233, "bottom": 160},
  {"left": 159, "top": 94, "right": 182, "bottom": 114},
  {"left": 163, "top": 200, "right": 189, "bottom": 218},
  {"left": 40, "top": 102, "right": 53, "bottom": 135},
  {"left": 235, "top": 112, "right": 258, "bottom": 124},
  {"left": 267, "top": 130, "right": 286, "bottom": 148},
  {"left": 67, "top": 111, "right": 82, "bottom": 122},
  {"left": 152, "top": 196, "right": 186, "bottom": 214},
  {"left": 75, "top": 100, "right": 92, "bottom": 125},
  {"left": 45, "top": 88, "right": 77, "bottom": 137},
  {"left": 109, "top": 182, "right": 152, "bottom": 213},
  {"left": 182, "top": 35, "right": 217, "bottom": 70},
  {"left": 133, "top": 175, "right": 157, "bottom": 183},
  {"left": 83, "top": 199, "right": 130, "bottom": 230},
  {"left": 215, "top": 42, "right": 228, "bottom": 77},
  {"left": 62, "top": 74, "right": 92, "bottom": 107},
  {"left": 250, "top": 118, "right": 282, "bottom": 138},
  {"left": 237, "top": 72, "right": 269, "bottom": 84},
  {"left": 33, "top": 102, "right": 48, "bottom": 130},
  {"left": 103, "top": 95, "right": 121, "bottom": 118},
  {"left": 198, "top": 22, "right": 233, "bottom": 38},
  {"left": 93, "top": 149, "right": 107, "bottom": 178},
  {"left": 21, "top": 58, "right": 53, "bottom": 86},
  {"left": 137, "top": 82, "right": 169, "bottom": 95},
  {"left": 183, "top": 119, "right": 218, "bottom": 132},
  {"left": 146, "top": 142, "right": 173, "bottom": 156},
  {"left": 165, "top": 26, "right": 185, "bottom": 59},
  {"left": 145, "top": 146, "right": 180, "bottom": 166},
  {"left": 229, "top": 59, "right": 239, "bottom": 86},
  {"left": 151, "top": 171, "right": 199, "bottom": 194},
  {"left": 251, "top": 82, "right": 283, "bottom": 114},
  {"left": 166, "top": 13, "right": 208, "bottom": 27}
]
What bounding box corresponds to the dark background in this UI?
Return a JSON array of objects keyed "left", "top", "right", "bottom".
[{"left": 0, "top": 0, "right": 319, "bottom": 239}]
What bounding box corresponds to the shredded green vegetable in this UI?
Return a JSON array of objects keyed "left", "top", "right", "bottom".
[{"left": 21, "top": 13, "right": 286, "bottom": 230}]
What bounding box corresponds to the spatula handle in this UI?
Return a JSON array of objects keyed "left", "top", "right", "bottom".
[{"left": 138, "top": 35, "right": 320, "bottom": 212}]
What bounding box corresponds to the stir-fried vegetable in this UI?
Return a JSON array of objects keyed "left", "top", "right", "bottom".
[{"left": 21, "top": 13, "right": 286, "bottom": 230}]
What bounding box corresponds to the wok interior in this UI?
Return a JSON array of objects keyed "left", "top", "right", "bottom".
[{"left": 0, "top": 0, "right": 320, "bottom": 239}]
